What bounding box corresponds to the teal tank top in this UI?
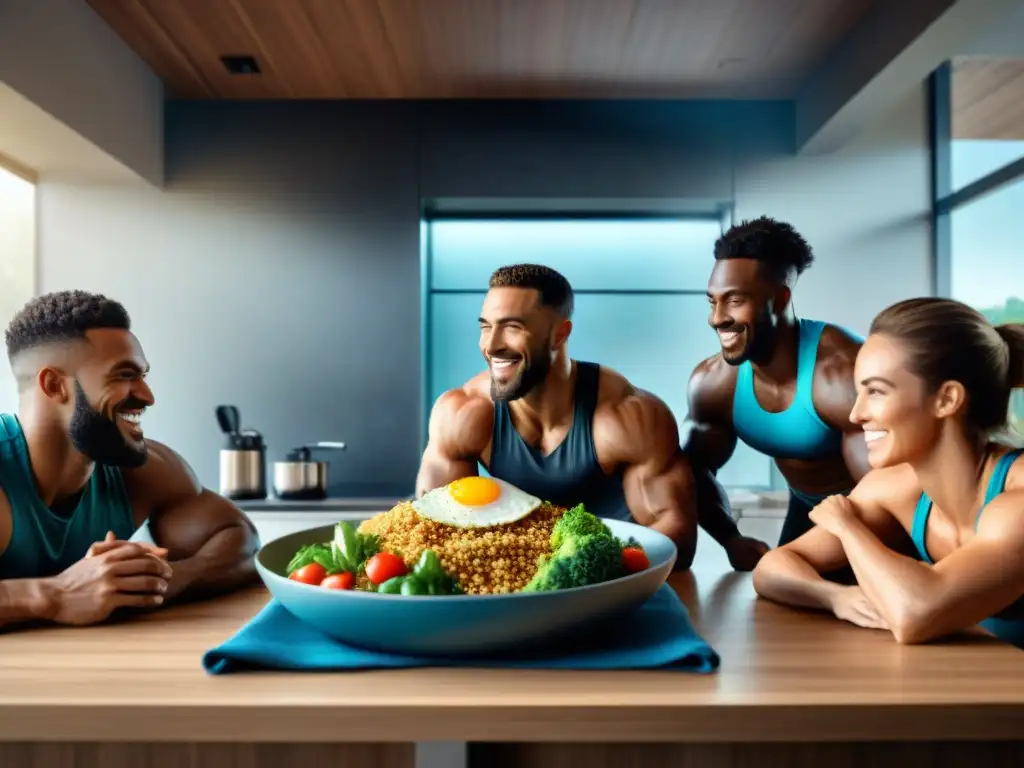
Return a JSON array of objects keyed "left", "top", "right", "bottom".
[
  {"left": 911, "top": 449, "right": 1024, "bottom": 648},
  {"left": 732, "top": 318, "right": 854, "bottom": 461},
  {"left": 0, "top": 413, "right": 136, "bottom": 579},
  {"left": 486, "top": 361, "right": 631, "bottom": 521}
]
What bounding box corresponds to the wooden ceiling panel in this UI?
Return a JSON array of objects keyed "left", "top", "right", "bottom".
[
  {"left": 86, "top": 0, "right": 214, "bottom": 98},
  {"left": 86, "top": 0, "right": 879, "bottom": 100},
  {"left": 952, "top": 56, "right": 1024, "bottom": 141}
]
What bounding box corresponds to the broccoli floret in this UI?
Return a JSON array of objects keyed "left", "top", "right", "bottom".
[
  {"left": 550, "top": 504, "right": 612, "bottom": 549},
  {"left": 560, "top": 534, "right": 625, "bottom": 584},
  {"left": 521, "top": 555, "right": 575, "bottom": 592},
  {"left": 522, "top": 505, "right": 624, "bottom": 592},
  {"left": 522, "top": 533, "right": 624, "bottom": 592}
]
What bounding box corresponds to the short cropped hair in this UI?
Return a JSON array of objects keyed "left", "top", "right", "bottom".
[
  {"left": 5, "top": 290, "right": 131, "bottom": 360},
  {"left": 489, "top": 264, "right": 574, "bottom": 318}
]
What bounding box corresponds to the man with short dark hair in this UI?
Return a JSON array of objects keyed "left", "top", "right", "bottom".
[
  {"left": 0, "top": 290, "right": 259, "bottom": 628},
  {"left": 416, "top": 263, "right": 708, "bottom": 567},
  {"left": 687, "top": 216, "right": 870, "bottom": 551}
]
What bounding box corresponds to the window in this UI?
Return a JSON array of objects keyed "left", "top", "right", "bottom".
[
  {"left": 949, "top": 176, "right": 1024, "bottom": 310},
  {"left": 0, "top": 163, "right": 35, "bottom": 412},
  {"left": 933, "top": 58, "right": 1024, "bottom": 436},
  {"left": 949, "top": 56, "right": 1024, "bottom": 192},
  {"left": 949, "top": 179, "right": 1024, "bottom": 435},
  {"left": 423, "top": 216, "right": 774, "bottom": 489}
]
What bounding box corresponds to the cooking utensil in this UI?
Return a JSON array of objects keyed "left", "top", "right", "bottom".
[
  {"left": 216, "top": 404, "right": 267, "bottom": 501},
  {"left": 255, "top": 517, "right": 677, "bottom": 657},
  {"left": 272, "top": 441, "right": 347, "bottom": 500}
]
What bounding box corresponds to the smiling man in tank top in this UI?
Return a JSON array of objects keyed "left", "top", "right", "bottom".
[
  {"left": 0, "top": 290, "right": 259, "bottom": 629},
  {"left": 417, "top": 263, "right": 755, "bottom": 571},
  {"left": 686, "top": 217, "right": 870, "bottom": 550}
]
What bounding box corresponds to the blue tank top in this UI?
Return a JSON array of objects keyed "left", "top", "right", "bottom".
[
  {"left": 0, "top": 413, "right": 136, "bottom": 579},
  {"left": 911, "top": 448, "right": 1024, "bottom": 647},
  {"left": 486, "top": 361, "right": 631, "bottom": 521},
  {"left": 732, "top": 318, "right": 851, "bottom": 461}
]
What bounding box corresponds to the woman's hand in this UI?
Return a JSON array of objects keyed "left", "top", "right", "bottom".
[
  {"left": 830, "top": 584, "right": 889, "bottom": 629},
  {"left": 808, "top": 494, "right": 859, "bottom": 537}
]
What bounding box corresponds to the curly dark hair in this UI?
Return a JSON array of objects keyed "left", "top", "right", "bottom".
[
  {"left": 488, "top": 264, "right": 574, "bottom": 319},
  {"left": 714, "top": 216, "right": 814, "bottom": 283},
  {"left": 5, "top": 290, "right": 131, "bottom": 360}
]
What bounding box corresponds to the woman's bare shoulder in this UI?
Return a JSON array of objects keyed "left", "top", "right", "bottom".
[
  {"left": 997, "top": 444, "right": 1024, "bottom": 491},
  {"left": 850, "top": 463, "right": 922, "bottom": 521}
]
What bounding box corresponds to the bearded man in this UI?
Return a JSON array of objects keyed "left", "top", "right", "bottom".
[
  {"left": 0, "top": 290, "right": 258, "bottom": 628},
  {"left": 415, "top": 264, "right": 705, "bottom": 568}
]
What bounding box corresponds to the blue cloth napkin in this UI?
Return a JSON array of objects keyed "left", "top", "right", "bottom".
[{"left": 202, "top": 584, "right": 720, "bottom": 674}]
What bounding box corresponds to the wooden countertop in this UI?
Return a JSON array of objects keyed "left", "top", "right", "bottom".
[{"left": 1, "top": 534, "right": 1023, "bottom": 745}]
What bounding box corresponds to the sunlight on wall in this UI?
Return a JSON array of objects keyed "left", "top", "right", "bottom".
[{"left": 0, "top": 165, "right": 35, "bottom": 412}]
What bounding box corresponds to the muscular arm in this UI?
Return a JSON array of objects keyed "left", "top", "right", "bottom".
[
  {"left": 415, "top": 388, "right": 492, "bottom": 497},
  {"left": 0, "top": 488, "right": 168, "bottom": 629},
  {"left": 0, "top": 576, "right": 53, "bottom": 628},
  {"left": 0, "top": 490, "right": 56, "bottom": 627},
  {"left": 598, "top": 392, "right": 698, "bottom": 570},
  {"left": 0, "top": 493, "right": 45, "bottom": 626},
  {"left": 685, "top": 360, "right": 739, "bottom": 472},
  {"left": 835, "top": 488, "right": 1024, "bottom": 644},
  {"left": 684, "top": 360, "right": 743, "bottom": 548},
  {"left": 752, "top": 467, "right": 911, "bottom": 612},
  {"left": 126, "top": 441, "right": 259, "bottom": 603},
  {"left": 814, "top": 329, "right": 870, "bottom": 482}
]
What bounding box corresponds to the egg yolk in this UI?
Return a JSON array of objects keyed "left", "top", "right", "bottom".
[{"left": 448, "top": 476, "right": 501, "bottom": 506}]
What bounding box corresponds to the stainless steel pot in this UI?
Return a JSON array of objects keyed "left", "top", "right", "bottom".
[
  {"left": 272, "top": 441, "right": 346, "bottom": 500},
  {"left": 216, "top": 405, "right": 267, "bottom": 501}
]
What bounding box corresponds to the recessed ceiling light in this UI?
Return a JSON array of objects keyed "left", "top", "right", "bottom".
[{"left": 221, "top": 55, "right": 260, "bottom": 75}]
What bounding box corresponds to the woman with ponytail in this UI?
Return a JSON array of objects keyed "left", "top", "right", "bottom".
[{"left": 753, "top": 297, "right": 1024, "bottom": 647}]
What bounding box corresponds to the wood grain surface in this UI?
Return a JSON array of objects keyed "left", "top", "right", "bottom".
[
  {"left": 0, "top": 531, "right": 1021, "bottom": 744},
  {"left": 0, "top": 743, "right": 413, "bottom": 768},
  {"left": 85, "top": 0, "right": 876, "bottom": 100}
]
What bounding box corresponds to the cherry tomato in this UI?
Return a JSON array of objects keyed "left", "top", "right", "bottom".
[
  {"left": 364, "top": 552, "right": 408, "bottom": 585},
  {"left": 290, "top": 563, "right": 327, "bottom": 585},
  {"left": 320, "top": 571, "right": 355, "bottom": 590},
  {"left": 622, "top": 546, "right": 650, "bottom": 574}
]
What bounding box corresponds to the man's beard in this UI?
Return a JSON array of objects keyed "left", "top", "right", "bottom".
[
  {"left": 490, "top": 348, "right": 551, "bottom": 402},
  {"left": 68, "top": 380, "right": 148, "bottom": 468},
  {"left": 722, "top": 309, "right": 777, "bottom": 367}
]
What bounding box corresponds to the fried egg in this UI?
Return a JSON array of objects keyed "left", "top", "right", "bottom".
[{"left": 412, "top": 476, "right": 542, "bottom": 528}]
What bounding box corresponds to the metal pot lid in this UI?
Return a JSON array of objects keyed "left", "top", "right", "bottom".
[
  {"left": 274, "top": 459, "right": 328, "bottom": 468},
  {"left": 283, "top": 441, "right": 347, "bottom": 462}
]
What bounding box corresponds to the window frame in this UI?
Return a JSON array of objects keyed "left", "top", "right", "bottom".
[{"left": 930, "top": 60, "right": 1024, "bottom": 297}]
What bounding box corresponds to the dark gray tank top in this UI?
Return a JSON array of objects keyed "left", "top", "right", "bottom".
[{"left": 485, "top": 361, "right": 631, "bottom": 521}]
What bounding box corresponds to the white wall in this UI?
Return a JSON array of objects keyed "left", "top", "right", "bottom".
[
  {"left": 0, "top": 166, "right": 35, "bottom": 413},
  {"left": 735, "top": 83, "right": 933, "bottom": 338},
  {"left": 0, "top": 0, "right": 163, "bottom": 184},
  {"left": 733, "top": 84, "right": 932, "bottom": 488},
  {"left": 0, "top": 83, "right": 137, "bottom": 183}
]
